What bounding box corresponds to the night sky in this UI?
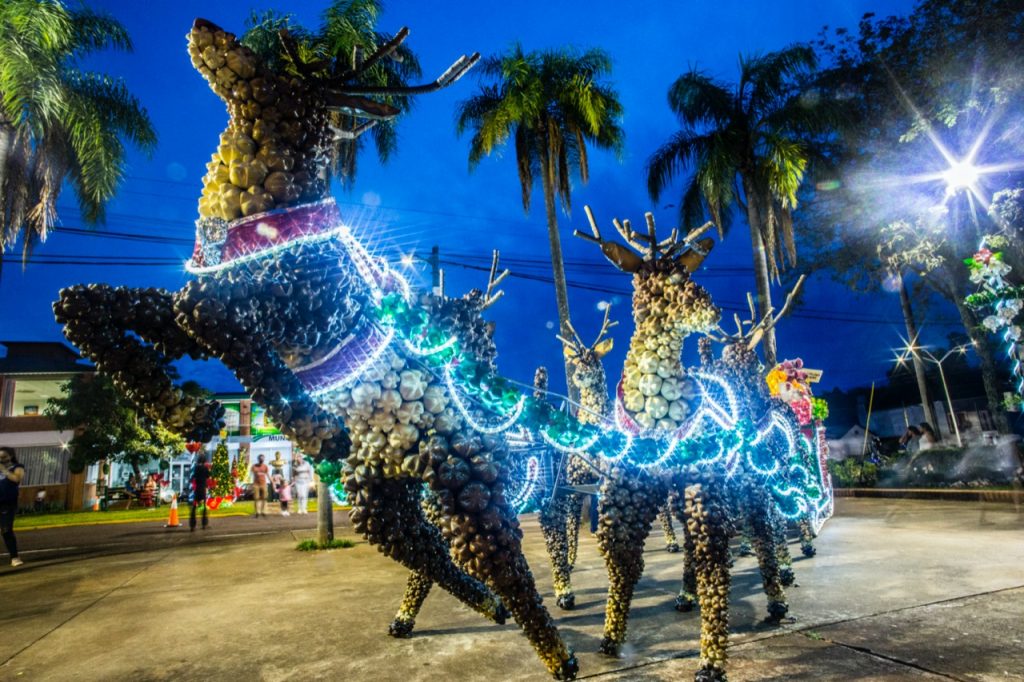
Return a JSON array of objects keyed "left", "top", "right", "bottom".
[{"left": 3, "top": 0, "right": 961, "bottom": 399}]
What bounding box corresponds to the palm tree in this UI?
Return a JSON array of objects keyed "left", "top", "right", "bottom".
[
  {"left": 0, "top": 0, "right": 155, "bottom": 270},
  {"left": 242, "top": 0, "right": 422, "bottom": 188},
  {"left": 646, "top": 46, "right": 837, "bottom": 367},
  {"left": 455, "top": 45, "right": 624, "bottom": 398}
]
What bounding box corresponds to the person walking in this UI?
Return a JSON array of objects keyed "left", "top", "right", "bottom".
[
  {"left": 189, "top": 453, "right": 211, "bottom": 531},
  {"left": 273, "top": 469, "right": 291, "bottom": 516},
  {"left": 291, "top": 454, "right": 313, "bottom": 515},
  {"left": 0, "top": 446, "right": 25, "bottom": 567},
  {"left": 251, "top": 454, "right": 270, "bottom": 518}
]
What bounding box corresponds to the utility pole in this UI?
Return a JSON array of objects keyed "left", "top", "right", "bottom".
[
  {"left": 895, "top": 271, "right": 940, "bottom": 433},
  {"left": 429, "top": 246, "right": 441, "bottom": 296}
]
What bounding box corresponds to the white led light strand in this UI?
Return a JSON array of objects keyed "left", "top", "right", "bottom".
[
  {"left": 309, "top": 327, "right": 395, "bottom": 399},
  {"left": 540, "top": 429, "right": 602, "bottom": 455},
  {"left": 507, "top": 455, "right": 540, "bottom": 513},
  {"left": 404, "top": 334, "right": 458, "bottom": 357},
  {"left": 186, "top": 224, "right": 353, "bottom": 275},
  {"left": 443, "top": 367, "right": 525, "bottom": 435}
]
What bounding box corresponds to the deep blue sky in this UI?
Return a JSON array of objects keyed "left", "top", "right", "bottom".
[{"left": 3, "top": 0, "right": 965, "bottom": 398}]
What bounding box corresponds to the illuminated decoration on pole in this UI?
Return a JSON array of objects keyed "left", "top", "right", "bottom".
[{"left": 965, "top": 241, "right": 1024, "bottom": 397}]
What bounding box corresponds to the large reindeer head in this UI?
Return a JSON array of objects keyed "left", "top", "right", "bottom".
[
  {"left": 187, "top": 19, "right": 478, "bottom": 223},
  {"left": 576, "top": 207, "right": 721, "bottom": 432},
  {"left": 575, "top": 206, "right": 721, "bottom": 338}
]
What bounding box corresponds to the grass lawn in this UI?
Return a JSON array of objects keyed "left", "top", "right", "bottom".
[{"left": 16, "top": 499, "right": 345, "bottom": 531}]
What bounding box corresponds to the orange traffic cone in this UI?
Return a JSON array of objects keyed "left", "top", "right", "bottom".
[{"left": 164, "top": 494, "right": 182, "bottom": 528}]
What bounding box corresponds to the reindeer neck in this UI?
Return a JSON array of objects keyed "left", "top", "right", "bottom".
[
  {"left": 618, "top": 268, "right": 718, "bottom": 433},
  {"left": 188, "top": 23, "right": 330, "bottom": 223},
  {"left": 573, "top": 363, "right": 610, "bottom": 427}
]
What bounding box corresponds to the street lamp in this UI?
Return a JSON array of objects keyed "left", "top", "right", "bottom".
[
  {"left": 942, "top": 158, "right": 980, "bottom": 196},
  {"left": 897, "top": 341, "right": 971, "bottom": 447}
]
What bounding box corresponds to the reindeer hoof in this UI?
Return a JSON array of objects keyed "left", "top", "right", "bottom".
[
  {"left": 675, "top": 593, "right": 698, "bottom": 612},
  {"left": 556, "top": 593, "right": 576, "bottom": 610},
  {"left": 493, "top": 600, "right": 510, "bottom": 625},
  {"left": 598, "top": 637, "right": 621, "bottom": 657},
  {"left": 552, "top": 651, "right": 579, "bottom": 680},
  {"left": 695, "top": 665, "right": 727, "bottom": 682},
  {"left": 801, "top": 543, "right": 817, "bottom": 558},
  {"left": 765, "top": 600, "right": 789, "bottom": 623},
  {"left": 779, "top": 566, "right": 795, "bottom": 587},
  {"left": 388, "top": 618, "right": 415, "bottom": 638},
  {"left": 665, "top": 542, "right": 680, "bottom": 553}
]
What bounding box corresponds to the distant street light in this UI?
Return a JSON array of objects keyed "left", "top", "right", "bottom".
[{"left": 897, "top": 340, "right": 971, "bottom": 447}]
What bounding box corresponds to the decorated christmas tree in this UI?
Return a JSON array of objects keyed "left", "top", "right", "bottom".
[{"left": 210, "top": 441, "right": 233, "bottom": 499}]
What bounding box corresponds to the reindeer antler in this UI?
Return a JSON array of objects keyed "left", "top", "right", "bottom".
[
  {"left": 557, "top": 303, "right": 617, "bottom": 360},
  {"left": 280, "top": 25, "right": 480, "bottom": 141},
  {"left": 481, "top": 250, "right": 510, "bottom": 310},
  {"left": 574, "top": 205, "right": 716, "bottom": 274},
  {"left": 707, "top": 274, "right": 808, "bottom": 349}
]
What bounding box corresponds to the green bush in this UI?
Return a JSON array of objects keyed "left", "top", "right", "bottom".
[
  {"left": 296, "top": 538, "right": 355, "bottom": 551},
  {"left": 828, "top": 459, "right": 878, "bottom": 487}
]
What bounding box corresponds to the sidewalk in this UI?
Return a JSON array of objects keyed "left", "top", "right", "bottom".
[{"left": 1, "top": 499, "right": 1022, "bottom": 681}]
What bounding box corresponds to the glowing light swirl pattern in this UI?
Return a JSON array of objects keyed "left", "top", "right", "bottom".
[{"left": 373, "top": 293, "right": 832, "bottom": 520}]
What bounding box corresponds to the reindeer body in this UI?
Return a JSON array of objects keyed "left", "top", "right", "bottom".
[
  {"left": 573, "top": 209, "right": 808, "bottom": 681},
  {"left": 55, "top": 18, "right": 579, "bottom": 681},
  {"left": 538, "top": 310, "right": 679, "bottom": 610}
]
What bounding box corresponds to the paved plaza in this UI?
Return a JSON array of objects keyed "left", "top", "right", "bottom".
[{"left": 1, "top": 498, "right": 1022, "bottom": 681}]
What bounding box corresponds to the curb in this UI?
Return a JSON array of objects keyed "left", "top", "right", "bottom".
[{"left": 835, "top": 487, "right": 1023, "bottom": 504}]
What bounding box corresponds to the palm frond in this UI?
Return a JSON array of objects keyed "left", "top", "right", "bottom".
[
  {"left": 67, "top": 6, "right": 132, "bottom": 55},
  {"left": 745, "top": 44, "right": 817, "bottom": 116},
  {"left": 667, "top": 69, "right": 733, "bottom": 128}
]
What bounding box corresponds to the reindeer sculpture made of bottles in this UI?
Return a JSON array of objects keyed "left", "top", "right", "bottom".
[
  {"left": 696, "top": 277, "right": 810, "bottom": 599},
  {"left": 538, "top": 306, "right": 680, "bottom": 609},
  {"left": 573, "top": 207, "right": 798, "bottom": 682},
  {"left": 54, "top": 19, "right": 579, "bottom": 680}
]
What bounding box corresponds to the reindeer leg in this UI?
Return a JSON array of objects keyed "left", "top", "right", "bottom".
[
  {"left": 565, "top": 454, "right": 595, "bottom": 570},
  {"left": 659, "top": 500, "right": 680, "bottom": 553},
  {"left": 771, "top": 506, "right": 795, "bottom": 587},
  {"left": 389, "top": 571, "right": 435, "bottom": 637},
  {"left": 564, "top": 492, "right": 584, "bottom": 570},
  {"left": 429, "top": 432, "right": 576, "bottom": 680},
  {"left": 54, "top": 285, "right": 223, "bottom": 441},
  {"left": 745, "top": 486, "right": 788, "bottom": 623},
  {"left": 798, "top": 517, "right": 817, "bottom": 557},
  {"left": 688, "top": 482, "right": 732, "bottom": 682},
  {"left": 597, "top": 471, "right": 664, "bottom": 656},
  {"left": 672, "top": 484, "right": 699, "bottom": 612},
  {"left": 346, "top": 472, "right": 508, "bottom": 627},
  {"left": 539, "top": 494, "right": 576, "bottom": 609}
]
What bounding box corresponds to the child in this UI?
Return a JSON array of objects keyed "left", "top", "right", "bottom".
[{"left": 273, "top": 470, "right": 291, "bottom": 516}]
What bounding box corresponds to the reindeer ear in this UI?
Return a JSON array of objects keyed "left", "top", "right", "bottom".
[
  {"left": 746, "top": 328, "right": 764, "bottom": 351},
  {"left": 563, "top": 345, "right": 578, "bottom": 360},
  {"left": 593, "top": 338, "right": 614, "bottom": 358},
  {"left": 601, "top": 242, "right": 643, "bottom": 273},
  {"left": 676, "top": 237, "right": 715, "bottom": 273}
]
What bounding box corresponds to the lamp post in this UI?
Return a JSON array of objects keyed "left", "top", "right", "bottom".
[{"left": 899, "top": 342, "right": 971, "bottom": 447}]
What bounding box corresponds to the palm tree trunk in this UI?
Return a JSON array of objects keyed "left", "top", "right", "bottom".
[
  {"left": 895, "top": 270, "right": 940, "bottom": 432},
  {"left": 741, "top": 179, "right": 777, "bottom": 367},
  {"left": 952, "top": 298, "right": 1010, "bottom": 434},
  {"left": 540, "top": 152, "right": 579, "bottom": 407}
]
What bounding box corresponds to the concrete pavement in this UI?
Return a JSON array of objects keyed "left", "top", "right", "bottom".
[{"left": 0, "top": 498, "right": 1021, "bottom": 681}]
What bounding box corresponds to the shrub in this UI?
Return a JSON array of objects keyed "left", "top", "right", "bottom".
[{"left": 296, "top": 538, "right": 355, "bottom": 551}]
